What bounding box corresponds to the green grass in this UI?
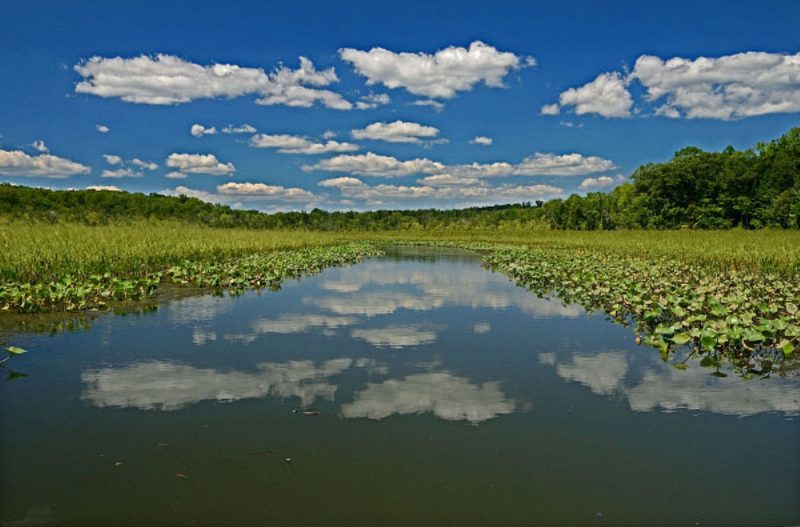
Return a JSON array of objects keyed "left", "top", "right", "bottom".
[
  {"left": 0, "top": 220, "right": 345, "bottom": 283},
  {"left": 348, "top": 227, "right": 800, "bottom": 274}
]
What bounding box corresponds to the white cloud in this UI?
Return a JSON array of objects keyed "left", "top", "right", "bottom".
[
  {"left": 409, "top": 99, "right": 445, "bottom": 111},
  {"left": 322, "top": 130, "right": 337, "bottom": 139},
  {"left": 470, "top": 136, "right": 492, "bottom": 146},
  {"left": 191, "top": 124, "right": 217, "bottom": 137},
  {"left": 351, "top": 120, "right": 440, "bottom": 143},
  {"left": 96, "top": 124, "right": 110, "bottom": 133},
  {"left": 164, "top": 185, "right": 220, "bottom": 202},
  {"left": 341, "top": 372, "right": 516, "bottom": 424},
  {"left": 417, "top": 174, "right": 482, "bottom": 187},
  {"left": 217, "top": 181, "right": 317, "bottom": 201},
  {"left": 448, "top": 153, "right": 615, "bottom": 178},
  {"left": 166, "top": 172, "right": 187, "bottom": 180},
  {"left": 543, "top": 72, "right": 633, "bottom": 118},
  {"left": 101, "top": 167, "right": 143, "bottom": 178},
  {"left": 75, "top": 54, "right": 352, "bottom": 110},
  {"left": 330, "top": 180, "right": 563, "bottom": 205},
  {"left": 131, "top": 158, "right": 158, "bottom": 170},
  {"left": 318, "top": 176, "right": 365, "bottom": 188},
  {"left": 512, "top": 152, "right": 615, "bottom": 176},
  {"left": 165, "top": 152, "right": 235, "bottom": 176},
  {"left": 222, "top": 123, "right": 256, "bottom": 134},
  {"left": 579, "top": 174, "right": 626, "bottom": 190},
  {"left": 632, "top": 51, "right": 800, "bottom": 119},
  {"left": 0, "top": 149, "right": 90, "bottom": 178},
  {"left": 256, "top": 57, "right": 352, "bottom": 110},
  {"left": 307, "top": 151, "right": 612, "bottom": 180},
  {"left": 249, "top": 133, "right": 358, "bottom": 154},
  {"left": 103, "top": 154, "right": 122, "bottom": 165},
  {"left": 305, "top": 152, "right": 445, "bottom": 178},
  {"left": 355, "top": 93, "right": 391, "bottom": 110},
  {"left": 540, "top": 103, "right": 560, "bottom": 116},
  {"left": 31, "top": 140, "right": 49, "bottom": 153},
  {"left": 351, "top": 324, "right": 438, "bottom": 348},
  {"left": 340, "top": 41, "right": 533, "bottom": 99},
  {"left": 86, "top": 185, "right": 121, "bottom": 192}
]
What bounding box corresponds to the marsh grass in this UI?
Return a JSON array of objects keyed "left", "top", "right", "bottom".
[{"left": 0, "top": 220, "right": 344, "bottom": 283}]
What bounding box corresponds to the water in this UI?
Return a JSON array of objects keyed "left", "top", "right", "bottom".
[{"left": 1, "top": 247, "right": 798, "bottom": 526}]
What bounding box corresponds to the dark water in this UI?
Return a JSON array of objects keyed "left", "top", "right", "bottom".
[{"left": 1, "top": 247, "right": 798, "bottom": 526}]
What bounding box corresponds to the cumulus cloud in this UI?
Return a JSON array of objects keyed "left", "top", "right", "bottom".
[
  {"left": 470, "top": 136, "right": 493, "bottom": 146},
  {"left": 101, "top": 167, "right": 143, "bottom": 178},
  {"left": 249, "top": 133, "right": 358, "bottom": 154},
  {"left": 340, "top": 41, "right": 534, "bottom": 99},
  {"left": 327, "top": 180, "right": 563, "bottom": 206},
  {"left": 166, "top": 152, "right": 235, "bottom": 176},
  {"left": 96, "top": 124, "right": 110, "bottom": 133},
  {"left": 542, "top": 72, "right": 633, "bottom": 118},
  {"left": 191, "top": 124, "right": 217, "bottom": 137},
  {"left": 355, "top": 93, "right": 391, "bottom": 110},
  {"left": 307, "top": 151, "right": 612, "bottom": 180},
  {"left": 351, "top": 120, "right": 440, "bottom": 143},
  {"left": 632, "top": 51, "right": 800, "bottom": 119},
  {"left": 131, "top": 158, "right": 158, "bottom": 170},
  {"left": 417, "top": 174, "right": 482, "bottom": 187},
  {"left": 317, "top": 176, "right": 365, "bottom": 189},
  {"left": 103, "top": 154, "right": 122, "bottom": 165},
  {"left": 409, "top": 99, "right": 445, "bottom": 111},
  {"left": 222, "top": 123, "right": 256, "bottom": 134},
  {"left": 305, "top": 152, "right": 445, "bottom": 178},
  {"left": 31, "top": 140, "right": 49, "bottom": 153},
  {"left": 217, "top": 181, "right": 317, "bottom": 201},
  {"left": 544, "top": 51, "right": 800, "bottom": 120},
  {"left": 75, "top": 54, "right": 352, "bottom": 110},
  {"left": 579, "top": 174, "right": 626, "bottom": 190},
  {"left": 0, "top": 149, "right": 90, "bottom": 178}
]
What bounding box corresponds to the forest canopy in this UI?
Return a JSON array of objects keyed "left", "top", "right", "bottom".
[{"left": 1, "top": 127, "right": 798, "bottom": 230}]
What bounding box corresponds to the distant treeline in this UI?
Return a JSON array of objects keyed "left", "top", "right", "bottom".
[{"left": 1, "top": 127, "right": 798, "bottom": 230}]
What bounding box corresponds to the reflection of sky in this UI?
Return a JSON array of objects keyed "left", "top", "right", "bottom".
[
  {"left": 81, "top": 358, "right": 515, "bottom": 424},
  {"left": 81, "top": 252, "right": 800, "bottom": 422},
  {"left": 82, "top": 359, "right": 356, "bottom": 410},
  {"left": 308, "top": 260, "right": 583, "bottom": 319},
  {"left": 351, "top": 324, "right": 439, "bottom": 348},
  {"left": 540, "top": 351, "right": 800, "bottom": 417},
  {"left": 341, "top": 372, "right": 516, "bottom": 424}
]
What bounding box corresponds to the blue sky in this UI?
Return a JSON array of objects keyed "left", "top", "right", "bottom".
[{"left": 1, "top": 0, "right": 799, "bottom": 211}]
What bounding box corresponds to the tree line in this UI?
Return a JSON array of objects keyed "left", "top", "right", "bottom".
[{"left": 1, "top": 126, "right": 798, "bottom": 230}]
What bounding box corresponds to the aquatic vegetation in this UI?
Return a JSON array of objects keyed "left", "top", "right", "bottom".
[
  {"left": 484, "top": 247, "right": 799, "bottom": 376},
  {"left": 0, "top": 242, "right": 381, "bottom": 313}
]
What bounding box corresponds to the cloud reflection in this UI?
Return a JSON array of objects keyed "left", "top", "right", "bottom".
[
  {"left": 540, "top": 351, "right": 800, "bottom": 417},
  {"left": 309, "top": 261, "right": 583, "bottom": 319},
  {"left": 351, "top": 324, "right": 439, "bottom": 348},
  {"left": 341, "top": 372, "right": 515, "bottom": 424},
  {"left": 82, "top": 359, "right": 354, "bottom": 410}
]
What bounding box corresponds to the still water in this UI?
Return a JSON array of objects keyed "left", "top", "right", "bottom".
[{"left": 1, "top": 247, "right": 798, "bottom": 526}]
